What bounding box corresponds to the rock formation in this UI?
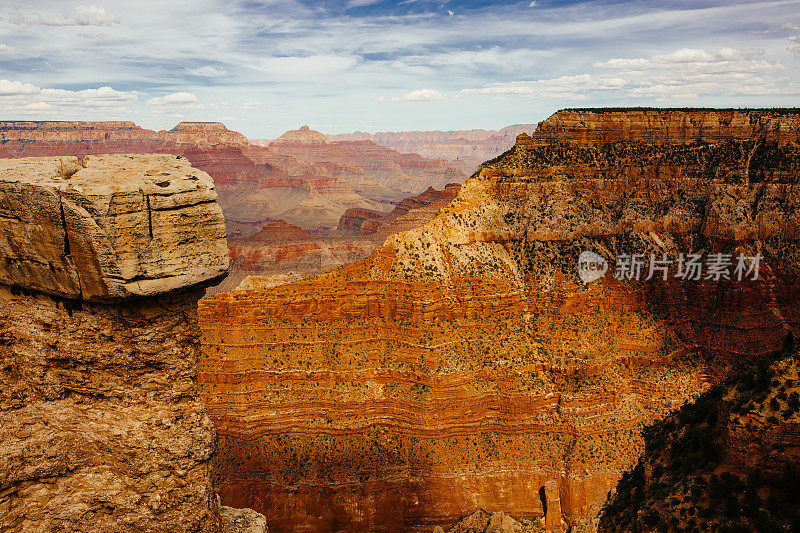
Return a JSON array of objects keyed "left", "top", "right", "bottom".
[
  {"left": 271, "top": 125, "right": 329, "bottom": 145},
  {"left": 0, "top": 121, "right": 468, "bottom": 235},
  {"left": 264, "top": 126, "right": 466, "bottom": 203},
  {"left": 216, "top": 184, "right": 462, "bottom": 295},
  {"left": 199, "top": 108, "right": 800, "bottom": 532},
  {"left": 338, "top": 183, "right": 462, "bottom": 237},
  {"left": 327, "top": 125, "right": 535, "bottom": 174},
  {"left": 221, "top": 506, "right": 269, "bottom": 533},
  {"left": 0, "top": 155, "right": 229, "bottom": 531},
  {"left": 437, "top": 509, "right": 542, "bottom": 532},
  {"left": 599, "top": 342, "right": 800, "bottom": 532}
]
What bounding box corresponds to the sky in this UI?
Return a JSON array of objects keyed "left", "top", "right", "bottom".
[{"left": 0, "top": 0, "right": 798, "bottom": 138}]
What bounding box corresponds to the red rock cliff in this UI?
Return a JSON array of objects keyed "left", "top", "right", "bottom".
[{"left": 199, "top": 109, "right": 800, "bottom": 532}]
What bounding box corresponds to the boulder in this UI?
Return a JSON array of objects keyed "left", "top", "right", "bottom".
[{"left": 0, "top": 154, "right": 228, "bottom": 301}]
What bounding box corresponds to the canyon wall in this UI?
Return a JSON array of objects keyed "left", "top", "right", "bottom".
[
  {"left": 217, "top": 184, "right": 463, "bottom": 295},
  {"left": 0, "top": 155, "right": 229, "bottom": 531},
  {"left": 199, "top": 109, "right": 800, "bottom": 532},
  {"left": 327, "top": 124, "right": 536, "bottom": 173}
]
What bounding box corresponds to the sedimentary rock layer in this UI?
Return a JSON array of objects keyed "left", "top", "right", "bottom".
[
  {"left": 0, "top": 154, "right": 229, "bottom": 532},
  {"left": 328, "top": 124, "right": 536, "bottom": 173},
  {"left": 0, "top": 154, "right": 229, "bottom": 302},
  {"left": 199, "top": 109, "right": 800, "bottom": 532}
]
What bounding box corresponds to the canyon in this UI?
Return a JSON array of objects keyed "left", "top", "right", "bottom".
[
  {"left": 311, "top": 124, "right": 534, "bottom": 174},
  {"left": 218, "top": 184, "right": 462, "bottom": 294},
  {"left": 0, "top": 155, "right": 231, "bottom": 531},
  {"left": 0, "top": 121, "right": 469, "bottom": 236},
  {"left": 199, "top": 109, "right": 800, "bottom": 532}
]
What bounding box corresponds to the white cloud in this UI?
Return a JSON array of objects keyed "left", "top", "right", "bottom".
[
  {"left": 149, "top": 92, "right": 199, "bottom": 106},
  {"left": 19, "top": 102, "right": 56, "bottom": 113},
  {"left": 186, "top": 66, "right": 228, "bottom": 77},
  {"left": 593, "top": 47, "right": 793, "bottom": 100},
  {"left": 252, "top": 55, "right": 359, "bottom": 81},
  {"left": 0, "top": 44, "right": 13, "bottom": 53},
  {"left": 0, "top": 81, "right": 137, "bottom": 115},
  {"left": 529, "top": 1, "right": 537, "bottom": 6},
  {"left": 39, "top": 86, "right": 137, "bottom": 107},
  {"left": 5, "top": 5, "right": 119, "bottom": 27},
  {"left": 390, "top": 89, "right": 445, "bottom": 102},
  {"left": 460, "top": 47, "right": 799, "bottom": 102},
  {"left": 594, "top": 48, "right": 765, "bottom": 69},
  {"left": 0, "top": 80, "right": 38, "bottom": 96},
  {"left": 345, "top": 0, "right": 383, "bottom": 8},
  {"left": 462, "top": 74, "right": 626, "bottom": 100}
]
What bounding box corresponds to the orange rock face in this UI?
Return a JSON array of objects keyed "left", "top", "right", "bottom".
[{"left": 199, "top": 109, "right": 799, "bottom": 532}]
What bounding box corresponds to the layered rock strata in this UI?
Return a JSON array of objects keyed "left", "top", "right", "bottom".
[
  {"left": 328, "top": 124, "right": 536, "bottom": 173},
  {"left": 599, "top": 343, "right": 800, "bottom": 532},
  {"left": 0, "top": 154, "right": 229, "bottom": 531},
  {"left": 216, "top": 185, "right": 462, "bottom": 295},
  {"left": 199, "top": 109, "right": 800, "bottom": 532}
]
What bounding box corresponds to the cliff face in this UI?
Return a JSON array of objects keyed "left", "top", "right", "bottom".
[
  {"left": 599, "top": 343, "right": 800, "bottom": 532},
  {"left": 0, "top": 155, "right": 230, "bottom": 532},
  {"left": 198, "top": 109, "right": 800, "bottom": 532},
  {"left": 338, "top": 183, "right": 462, "bottom": 237}
]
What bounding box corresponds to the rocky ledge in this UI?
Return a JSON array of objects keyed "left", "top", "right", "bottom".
[
  {"left": 0, "top": 154, "right": 228, "bottom": 301},
  {"left": 0, "top": 154, "right": 231, "bottom": 531}
]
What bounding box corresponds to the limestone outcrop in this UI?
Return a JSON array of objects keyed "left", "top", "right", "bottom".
[
  {"left": 0, "top": 154, "right": 229, "bottom": 531},
  {"left": 0, "top": 154, "right": 228, "bottom": 302},
  {"left": 199, "top": 109, "right": 800, "bottom": 532}
]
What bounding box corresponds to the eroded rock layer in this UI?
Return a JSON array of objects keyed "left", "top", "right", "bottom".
[
  {"left": 199, "top": 109, "right": 800, "bottom": 532},
  {"left": 0, "top": 154, "right": 229, "bottom": 532}
]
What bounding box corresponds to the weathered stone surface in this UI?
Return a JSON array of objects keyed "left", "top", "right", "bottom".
[
  {"left": 0, "top": 154, "right": 228, "bottom": 302},
  {"left": 221, "top": 505, "right": 268, "bottom": 533},
  {"left": 0, "top": 153, "right": 232, "bottom": 531},
  {"left": 0, "top": 286, "right": 221, "bottom": 532}
]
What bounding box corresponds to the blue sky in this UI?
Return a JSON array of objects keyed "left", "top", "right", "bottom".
[{"left": 0, "top": 0, "right": 798, "bottom": 137}]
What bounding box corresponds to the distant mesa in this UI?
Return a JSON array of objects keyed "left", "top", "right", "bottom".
[{"left": 271, "top": 125, "right": 329, "bottom": 144}]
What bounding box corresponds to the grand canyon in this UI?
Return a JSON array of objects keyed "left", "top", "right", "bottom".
[
  {"left": 1, "top": 107, "right": 799, "bottom": 533},
  {"left": 198, "top": 108, "right": 800, "bottom": 531}
]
